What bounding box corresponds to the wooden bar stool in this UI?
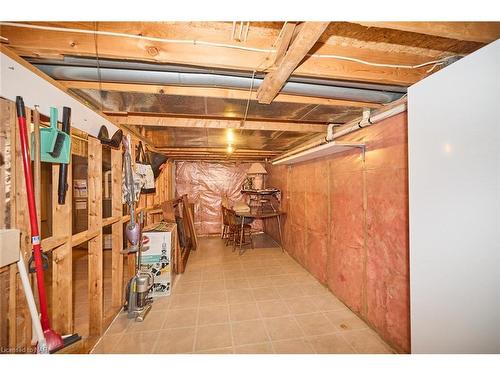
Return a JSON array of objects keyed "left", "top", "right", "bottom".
[{"left": 227, "top": 208, "right": 253, "bottom": 251}]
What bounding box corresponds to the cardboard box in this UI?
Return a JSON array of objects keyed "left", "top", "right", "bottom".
[
  {"left": 142, "top": 222, "right": 176, "bottom": 297},
  {"left": 0, "top": 229, "right": 20, "bottom": 268},
  {"left": 73, "top": 179, "right": 87, "bottom": 198}
]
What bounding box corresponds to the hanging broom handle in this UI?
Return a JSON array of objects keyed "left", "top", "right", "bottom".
[
  {"left": 57, "top": 107, "right": 71, "bottom": 204},
  {"left": 15, "top": 96, "right": 51, "bottom": 332}
]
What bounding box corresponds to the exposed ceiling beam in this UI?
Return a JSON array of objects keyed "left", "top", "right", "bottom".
[
  {"left": 108, "top": 114, "right": 328, "bottom": 133},
  {"left": 273, "top": 22, "right": 297, "bottom": 66},
  {"left": 169, "top": 156, "right": 270, "bottom": 161},
  {"left": 60, "top": 80, "right": 382, "bottom": 108},
  {"left": 0, "top": 22, "right": 432, "bottom": 86},
  {"left": 257, "top": 22, "right": 329, "bottom": 104},
  {"left": 356, "top": 22, "right": 500, "bottom": 44},
  {"left": 156, "top": 147, "right": 279, "bottom": 153},
  {"left": 162, "top": 154, "right": 279, "bottom": 157}
]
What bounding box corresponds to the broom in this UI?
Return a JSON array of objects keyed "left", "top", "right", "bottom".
[{"left": 16, "top": 96, "right": 81, "bottom": 353}]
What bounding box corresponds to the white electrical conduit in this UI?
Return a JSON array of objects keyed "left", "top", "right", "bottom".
[
  {"left": 272, "top": 100, "right": 407, "bottom": 164},
  {"left": 0, "top": 22, "right": 461, "bottom": 70}
]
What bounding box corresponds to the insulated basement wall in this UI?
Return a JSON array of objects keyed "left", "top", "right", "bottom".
[
  {"left": 265, "top": 112, "right": 409, "bottom": 353},
  {"left": 175, "top": 161, "right": 263, "bottom": 235}
]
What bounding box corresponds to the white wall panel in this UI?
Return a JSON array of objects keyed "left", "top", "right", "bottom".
[
  {"left": 409, "top": 40, "right": 500, "bottom": 353},
  {"left": 0, "top": 52, "right": 117, "bottom": 137}
]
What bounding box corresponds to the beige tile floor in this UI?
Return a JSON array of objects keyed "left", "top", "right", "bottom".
[{"left": 92, "top": 234, "right": 395, "bottom": 354}]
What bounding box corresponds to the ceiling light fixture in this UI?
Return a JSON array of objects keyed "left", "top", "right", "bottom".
[{"left": 226, "top": 128, "right": 235, "bottom": 144}]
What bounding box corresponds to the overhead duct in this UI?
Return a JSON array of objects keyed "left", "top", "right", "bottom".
[
  {"left": 28, "top": 56, "right": 408, "bottom": 92},
  {"left": 31, "top": 57, "right": 406, "bottom": 104}
]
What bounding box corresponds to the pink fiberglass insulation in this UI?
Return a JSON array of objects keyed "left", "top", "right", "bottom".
[
  {"left": 264, "top": 112, "right": 410, "bottom": 353},
  {"left": 175, "top": 161, "right": 263, "bottom": 235}
]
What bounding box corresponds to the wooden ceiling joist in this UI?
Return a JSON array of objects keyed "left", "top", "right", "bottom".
[
  {"left": 159, "top": 154, "right": 278, "bottom": 158},
  {"left": 108, "top": 115, "right": 329, "bottom": 133},
  {"left": 157, "top": 147, "right": 279, "bottom": 153},
  {"left": 170, "top": 157, "right": 270, "bottom": 161},
  {"left": 356, "top": 22, "right": 500, "bottom": 44},
  {"left": 60, "top": 80, "right": 381, "bottom": 109},
  {"left": 257, "top": 22, "right": 330, "bottom": 104},
  {"left": 159, "top": 147, "right": 278, "bottom": 160},
  {"left": 0, "top": 22, "right": 433, "bottom": 86}
]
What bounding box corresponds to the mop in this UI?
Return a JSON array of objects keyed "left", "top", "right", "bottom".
[{"left": 15, "top": 96, "right": 81, "bottom": 353}]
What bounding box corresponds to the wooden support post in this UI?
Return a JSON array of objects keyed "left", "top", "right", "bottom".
[
  {"left": 8, "top": 265, "right": 17, "bottom": 350},
  {"left": 1, "top": 99, "right": 17, "bottom": 350},
  {"left": 51, "top": 156, "right": 73, "bottom": 334},
  {"left": 87, "top": 138, "right": 103, "bottom": 337},
  {"left": 110, "top": 148, "right": 124, "bottom": 309}
]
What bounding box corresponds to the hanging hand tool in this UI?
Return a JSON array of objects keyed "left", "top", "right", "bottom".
[
  {"left": 57, "top": 107, "right": 71, "bottom": 204},
  {"left": 16, "top": 96, "right": 80, "bottom": 353}
]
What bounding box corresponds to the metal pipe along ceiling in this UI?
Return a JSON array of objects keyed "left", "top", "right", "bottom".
[{"left": 34, "top": 64, "right": 404, "bottom": 104}]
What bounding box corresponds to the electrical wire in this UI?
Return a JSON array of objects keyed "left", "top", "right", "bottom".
[
  {"left": 0, "top": 22, "right": 462, "bottom": 71},
  {"left": 307, "top": 52, "right": 459, "bottom": 69},
  {"left": 0, "top": 22, "right": 272, "bottom": 53},
  {"left": 272, "top": 21, "right": 288, "bottom": 47},
  {"left": 241, "top": 70, "right": 256, "bottom": 129},
  {"left": 93, "top": 22, "right": 104, "bottom": 112}
]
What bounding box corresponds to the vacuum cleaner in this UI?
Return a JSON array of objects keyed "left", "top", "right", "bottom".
[
  {"left": 123, "top": 211, "right": 154, "bottom": 321},
  {"left": 121, "top": 135, "right": 141, "bottom": 254},
  {"left": 121, "top": 135, "right": 154, "bottom": 321},
  {"left": 16, "top": 96, "right": 81, "bottom": 353}
]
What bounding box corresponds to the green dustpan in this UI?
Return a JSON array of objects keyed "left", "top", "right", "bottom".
[{"left": 31, "top": 107, "right": 71, "bottom": 164}]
